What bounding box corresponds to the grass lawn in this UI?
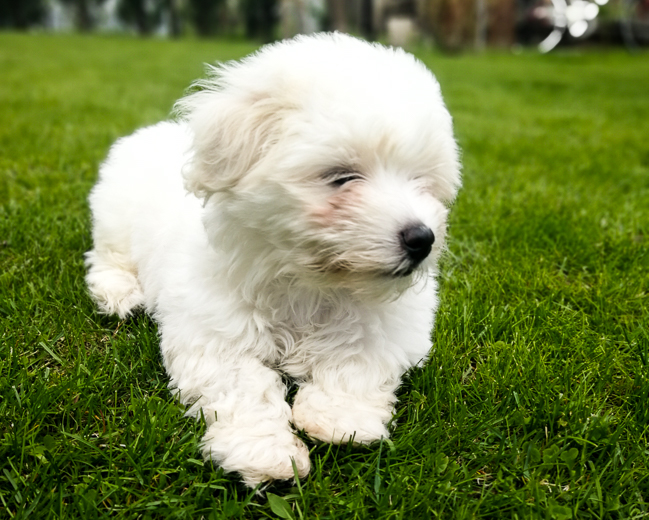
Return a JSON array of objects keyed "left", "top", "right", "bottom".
[{"left": 1, "top": 32, "right": 648, "bottom": 519}]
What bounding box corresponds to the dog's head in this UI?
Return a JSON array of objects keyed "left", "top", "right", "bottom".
[{"left": 176, "top": 33, "right": 461, "bottom": 297}]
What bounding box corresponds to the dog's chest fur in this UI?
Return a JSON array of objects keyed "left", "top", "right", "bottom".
[{"left": 258, "top": 285, "right": 373, "bottom": 376}]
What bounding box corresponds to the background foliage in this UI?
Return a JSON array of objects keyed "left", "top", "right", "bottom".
[{"left": 1, "top": 33, "right": 648, "bottom": 518}]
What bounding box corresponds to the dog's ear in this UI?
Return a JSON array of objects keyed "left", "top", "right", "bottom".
[{"left": 175, "top": 66, "right": 290, "bottom": 199}]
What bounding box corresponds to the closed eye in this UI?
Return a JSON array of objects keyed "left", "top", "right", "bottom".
[
  {"left": 330, "top": 174, "right": 362, "bottom": 187},
  {"left": 322, "top": 167, "right": 363, "bottom": 187}
]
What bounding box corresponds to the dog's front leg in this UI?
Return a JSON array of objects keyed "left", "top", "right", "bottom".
[
  {"left": 166, "top": 349, "right": 311, "bottom": 486},
  {"left": 291, "top": 362, "right": 400, "bottom": 445}
]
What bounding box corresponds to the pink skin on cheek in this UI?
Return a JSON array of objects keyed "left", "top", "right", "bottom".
[
  {"left": 309, "top": 205, "right": 334, "bottom": 227},
  {"left": 308, "top": 186, "right": 362, "bottom": 228}
]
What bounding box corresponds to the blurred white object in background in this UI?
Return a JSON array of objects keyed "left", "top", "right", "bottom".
[{"left": 386, "top": 15, "right": 418, "bottom": 47}]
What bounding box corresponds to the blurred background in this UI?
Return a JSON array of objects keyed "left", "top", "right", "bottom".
[{"left": 1, "top": 0, "right": 648, "bottom": 52}]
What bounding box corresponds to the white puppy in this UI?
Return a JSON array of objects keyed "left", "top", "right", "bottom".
[{"left": 86, "top": 32, "right": 461, "bottom": 487}]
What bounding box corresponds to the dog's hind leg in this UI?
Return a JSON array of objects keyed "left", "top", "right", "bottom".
[
  {"left": 85, "top": 164, "right": 147, "bottom": 319},
  {"left": 85, "top": 248, "right": 145, "bottom": 319}
]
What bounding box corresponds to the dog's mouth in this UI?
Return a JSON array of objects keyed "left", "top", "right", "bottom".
[
  {"left": 391, "top": 266, "right": 415, "bottom": 277},
  {"left": 388, "top": 255, "right": 428, "bottom": 278},
  {"left": 310, "top": 259, "right": 417, "bottom": 280},
  {"left": 305, "top": 248, "right": 427, "bottom": 281}
]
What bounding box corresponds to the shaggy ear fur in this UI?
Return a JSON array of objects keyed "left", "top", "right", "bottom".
[{"left": 175, "top": 64, "right": 289, "bottom": 198}]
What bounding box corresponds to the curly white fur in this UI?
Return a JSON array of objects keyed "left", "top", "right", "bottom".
[{"left": 85, "top": 33, "right": 461, "bottom": 487}]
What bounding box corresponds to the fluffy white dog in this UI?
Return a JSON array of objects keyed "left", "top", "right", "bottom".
[{"left": 86, "top": 32, "right": 461, "bottom": 487}]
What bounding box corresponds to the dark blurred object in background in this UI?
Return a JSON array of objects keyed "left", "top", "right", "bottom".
[
  {"left": 0, "top": 0, "right": 647, "bottom": 51},
  {"left": 0, "top": 0, "right": 45, "bottom": 29},
  {"left": 421, "top": 0, "right": 516, "bottom": 49},
  {"left": 58, "top": 0, "right": 105, "bottom": 32},
  {"left": 621, "top": 0, "right": 649, "bottom": 47},
  {"left": 242, "top": 0, "right": 277, "bottom": 41},
  {"left": 117, "top": 0, "right": 161, "bottom": 35},
  {"left": 189, "top": 0, "right": 226, "bottom": 36}
]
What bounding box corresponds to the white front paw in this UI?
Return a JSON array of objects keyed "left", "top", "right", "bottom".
[
  {"left": 292, "top": 385, "right": 393, "bottom": 444},
  {"left": 201, "top": 422, "right": 311, "bottom": 487}
]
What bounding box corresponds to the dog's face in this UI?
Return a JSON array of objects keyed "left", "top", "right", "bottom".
[{"left": 178, "top": 34, "right": 461, "bottom": 296}]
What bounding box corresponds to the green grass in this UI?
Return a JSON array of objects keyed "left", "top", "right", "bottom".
[{"left": 1, "top": 33, "right": 648, "bottom": 518}]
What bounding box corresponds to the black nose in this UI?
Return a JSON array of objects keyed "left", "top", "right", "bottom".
[{"left": 400, "top": 225, "right": 435, "bottom": 264}]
